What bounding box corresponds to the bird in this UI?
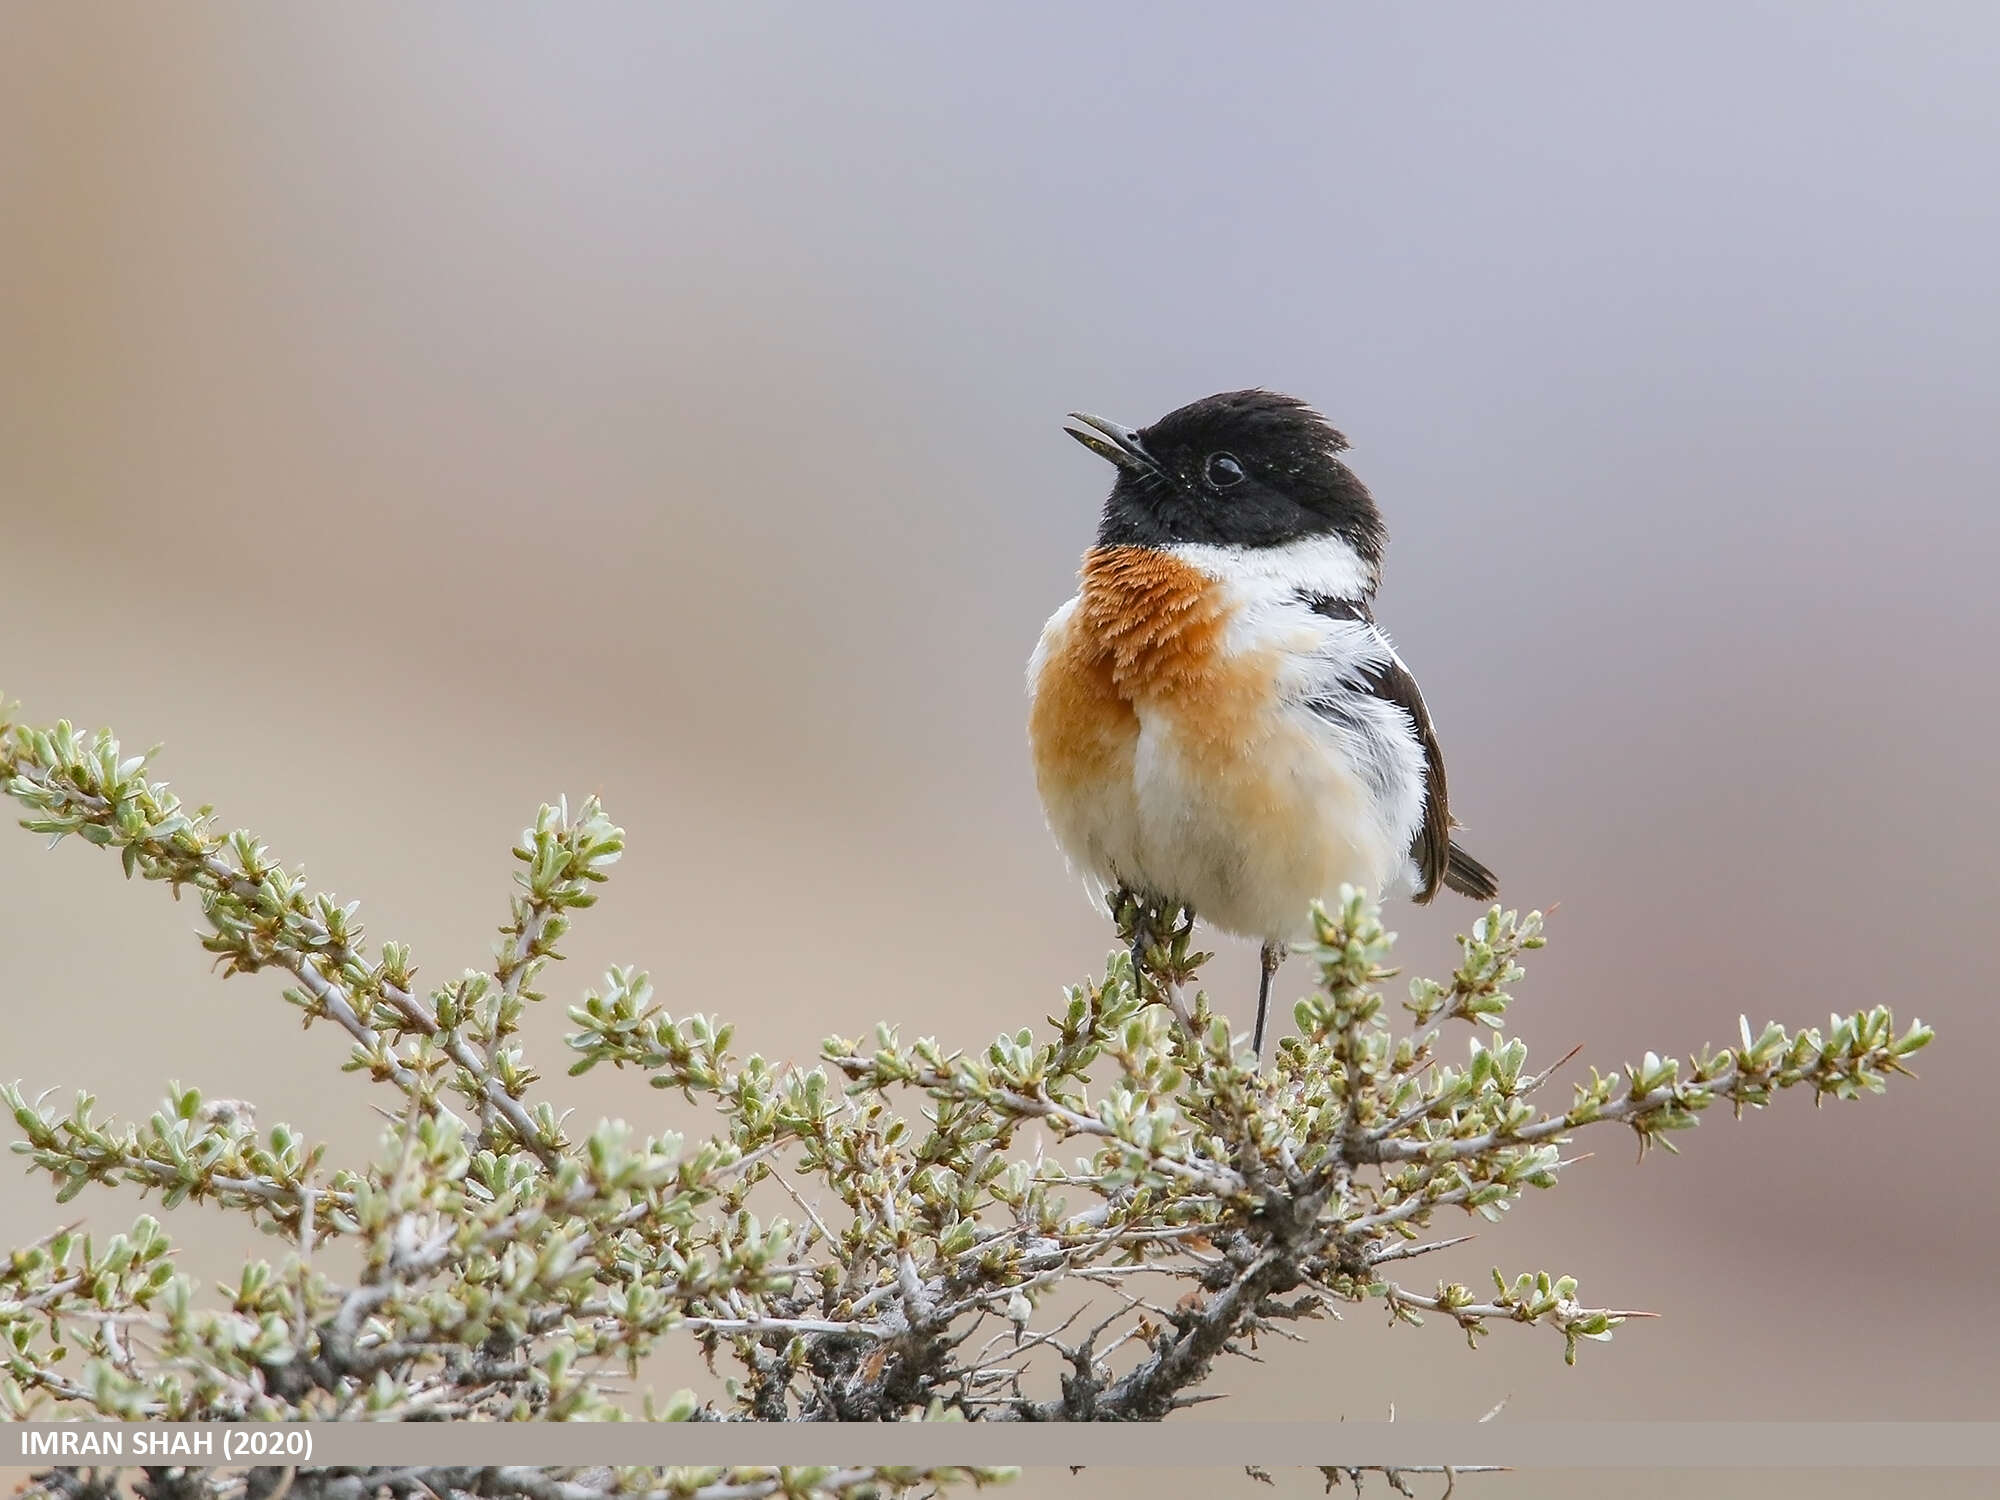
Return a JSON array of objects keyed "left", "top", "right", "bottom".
[{"left": 1026, "top": 388, "right": 1498, "bottom": 1057}]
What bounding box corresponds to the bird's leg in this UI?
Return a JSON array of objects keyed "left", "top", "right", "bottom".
[
  {"left": 1253, "top": 940, "right": 1285, "bottom": 1061},
  {"left": 1116, "top": 890, "right": 1201, "bottom": 1038},
  {"left": 1113, "top": 886, "right": 1151, "bottom": 1001},
  {"left": 1150, "top": 902, "right": 1200, "bottom": 1037}
]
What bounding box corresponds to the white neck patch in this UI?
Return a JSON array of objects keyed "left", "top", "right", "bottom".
[{"left": 1168, "top": 533, "right": 1377, "bottom": 603}]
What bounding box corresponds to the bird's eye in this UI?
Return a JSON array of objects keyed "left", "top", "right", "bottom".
[{"left": 1204, "top": 452, "right": 1246, "bottom": 488}]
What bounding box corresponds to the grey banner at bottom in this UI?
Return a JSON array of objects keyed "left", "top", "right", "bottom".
[{"left": 7, "top": 1422, "right": 2000, "bottom": 1469}]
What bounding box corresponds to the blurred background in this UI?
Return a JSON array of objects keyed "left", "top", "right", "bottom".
[{"left": 3, "top": 3, "right": 1997, "bottom": 1495}]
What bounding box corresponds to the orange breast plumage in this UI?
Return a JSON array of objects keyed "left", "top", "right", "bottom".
[{"left": 1028, "top": 545, "right": 1396, "bottom": 942}]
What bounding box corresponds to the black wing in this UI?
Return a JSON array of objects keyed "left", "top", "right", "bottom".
[{"left": 1307, "top": 596, "right": 1498, "bottom": 904}]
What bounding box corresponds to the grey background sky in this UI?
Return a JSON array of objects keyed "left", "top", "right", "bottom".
[{"left": 3, "top": 4, "right": 1997, "bottom": 1492}]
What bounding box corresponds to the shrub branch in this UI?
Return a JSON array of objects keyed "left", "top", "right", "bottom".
[{"left": 0, "top": 699, "right": 1934, "bottom": 1499}]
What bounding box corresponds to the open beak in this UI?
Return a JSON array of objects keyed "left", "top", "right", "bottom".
[{"left": 1063, "top": 411, "right": 1156, "bottom": 474}]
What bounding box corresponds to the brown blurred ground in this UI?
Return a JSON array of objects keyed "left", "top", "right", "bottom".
[{"left": 3, "top": 4, "right": 1997, "bottom": 1494}]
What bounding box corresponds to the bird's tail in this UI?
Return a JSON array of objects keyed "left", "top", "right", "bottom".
[{"left": 1442, "top": 842, "right": 1499, "bottom": 901}]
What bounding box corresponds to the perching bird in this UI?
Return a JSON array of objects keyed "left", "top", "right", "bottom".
[{"left": 1027, "top": 389, "right": 1498, "bottom": 1055}]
